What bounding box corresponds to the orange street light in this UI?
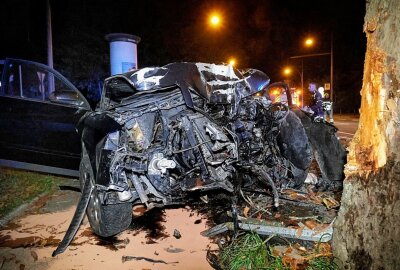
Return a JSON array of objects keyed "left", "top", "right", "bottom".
[
  {"left": 283, "top": 67, "right": 292, "bottom": 76},
  {"left": 305, "top": 38, "right": 314, "bottom": 47},
  {"left": 209, "top": 13, "right": 221, "bottom": 28},
  {"left": 228, "top": 58, "right": 236, "bottom": 66}
]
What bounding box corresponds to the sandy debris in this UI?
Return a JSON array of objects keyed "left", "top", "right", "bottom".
[{"left": 0, "top": 206, "right": 215, "bottom": 270}]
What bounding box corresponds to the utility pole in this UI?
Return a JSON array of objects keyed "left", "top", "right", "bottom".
[
  {"left": 46, "top": 0, "right": 54, "bottom": 93},
  {"left": 330, "top": 32, "right": 334, "bottom": 102},
  {"left": 47, "top": 0, "right": 53, "bottom": 69},
  {"left": 301, "top": 59, "right": 304, "bottom": 107}
]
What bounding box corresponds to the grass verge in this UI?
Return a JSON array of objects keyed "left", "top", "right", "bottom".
[
  {"left": 220, "top": 232, "right": 269, "bottom": 270},
  {"left": 219, "top": 232, "right": 338, "bottom": 270},
  {"left": 0, "top": 168, "right": 67, "bottom": 218}
]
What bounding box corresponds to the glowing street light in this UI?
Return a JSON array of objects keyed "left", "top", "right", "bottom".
[
  {"left": 209, "top": 13, "right": 221, "bottom": 28},
  {"left": 305, "top": 38, "right": 314, "bottom": 47},
  {"left": 228, "top": 58, "right": 236, "bottom": 66},
  {"left": 283, "top": 67, "right": 292, "bottom": 76}
]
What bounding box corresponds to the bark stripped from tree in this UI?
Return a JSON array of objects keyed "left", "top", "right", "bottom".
[{"left": 333, "top": 0, "right": 400, "bottom": 269}]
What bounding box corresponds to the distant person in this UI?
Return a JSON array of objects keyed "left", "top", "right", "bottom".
[
  {"left": 321, "top": 87, "right": 334, "bottom": 124},
  {"left": 308, "top": 83, "right": 324, "bottom": 119}
]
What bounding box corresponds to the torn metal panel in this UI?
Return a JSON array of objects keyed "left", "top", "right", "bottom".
[
  {"left": 101, "top": 62, "right": 270, "bottom": 107},
  {"left": 202, "top": 221, "right": 333, "bottom": 243}
]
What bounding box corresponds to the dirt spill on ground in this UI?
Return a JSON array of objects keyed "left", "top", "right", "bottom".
[
  {"left": 1, "top": 222, "right": 21, "bottom": 231},
  {"left": 0, "top": 204, "right": 216, "bottom": 270},
  {"left": 0, "top": 235, "right": 60, "bottom": 248}
]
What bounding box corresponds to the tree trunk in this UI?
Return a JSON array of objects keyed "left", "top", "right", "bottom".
[{"left": 333, "top": 0, "right": 400, "bottom": 269}]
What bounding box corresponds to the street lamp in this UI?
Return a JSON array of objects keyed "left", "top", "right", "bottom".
[
  {"left": 283, "top": 68, "right": 292, "bottom": 75},
  {"left": 209, "top": 12, "right": 222, "bottom": 28},
  {"left": 305, "top": 38, "right": 314, "bottom": 47}
]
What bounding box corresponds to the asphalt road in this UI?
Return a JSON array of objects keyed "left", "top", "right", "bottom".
[{"left": 332, "top": 114, "right": 360, "bottom": 140}]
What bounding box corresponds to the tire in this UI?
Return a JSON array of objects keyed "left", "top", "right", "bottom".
[{"left": 80, "top": 145, "right": 132, "bottom": 237}]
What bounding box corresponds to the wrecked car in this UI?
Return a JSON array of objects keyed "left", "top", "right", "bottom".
[{"left": 53, "top": 62, "right": 346, "bottom": 255}]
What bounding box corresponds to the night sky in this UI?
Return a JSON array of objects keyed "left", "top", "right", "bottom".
[{"left": 1, "top": 0, "right": 366, "bottom": 112}]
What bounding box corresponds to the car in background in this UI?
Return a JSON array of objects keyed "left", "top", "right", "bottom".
[{"left": 0, "top": 59, "right": 92, "bottom": 177}]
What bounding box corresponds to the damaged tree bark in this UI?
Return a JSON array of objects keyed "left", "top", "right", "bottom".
[{"left": 333, "top": 0, "right": 400, "bottom": 269}]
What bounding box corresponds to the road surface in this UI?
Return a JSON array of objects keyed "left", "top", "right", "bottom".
[{"left": 333, "top": 114, "right": 359, "bottom": 141}]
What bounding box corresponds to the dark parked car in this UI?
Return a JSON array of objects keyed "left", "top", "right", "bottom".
[
  {"left": 0, "top": 59, "right": 91, "bottom": 176},
  {"left": 53, "top": 62, "right": 346, "bottom": 255}
]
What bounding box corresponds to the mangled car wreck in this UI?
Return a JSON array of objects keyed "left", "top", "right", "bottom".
[{"left": 53, "top": 62, "right": 346, "bottom": 256}]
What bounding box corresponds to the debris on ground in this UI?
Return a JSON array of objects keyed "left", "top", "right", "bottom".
[
  {"left": 271, "top": 242, "right": 336, "bottom": 270},
  {"left": 202, "top": 187, "right": 339, "bottom": 243},
  {"left": 200, "top": 185, "right": 341, "bottom": 270},
  {"left": 173, "top": 229, "right": 182, "bottom": 239},
  {"left": 212, "top": 232, "right": 337, "bottom": 270},
  {"left": 164, "top": 246, "right": 185, "bottom": 253},
  {"left": 121, "top": 255, "right": 179, "bottom": 264},
  {"left": 202, "top": 215, "right": 334, "bottom": 243}
]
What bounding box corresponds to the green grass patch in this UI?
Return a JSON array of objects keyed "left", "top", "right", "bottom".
[
  {"left": 220, "top": 232, "right": 269, "bottom": 270},
  {"left": 306, "top": 256, "right": 338, "bottom": 270},
  {"left": 219, "top": 232, "right": 292, "bottom": 270},
  {"left": 0, "top": 168, "right": 67, "bottom": 218},
  {"left": 219, "top": 232, "right": 338, "bottom": 270}
]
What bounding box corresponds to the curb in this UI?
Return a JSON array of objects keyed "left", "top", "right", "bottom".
[{"left": 0, "top": 191, "right": 51, "bottom": 228}]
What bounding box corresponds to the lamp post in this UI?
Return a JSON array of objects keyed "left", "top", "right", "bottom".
[
  {"left": 301, "top": 61, "right": 304, "bottom": 107},
  {"left": 330, "top": 33, "right": 333, "bottom": 103}
]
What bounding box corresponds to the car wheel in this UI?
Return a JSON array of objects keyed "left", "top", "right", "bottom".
[{"left": 79, "top": 147, "right": 132, "bottom": 237}]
